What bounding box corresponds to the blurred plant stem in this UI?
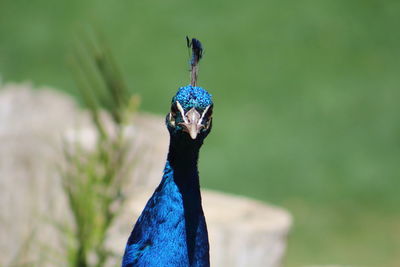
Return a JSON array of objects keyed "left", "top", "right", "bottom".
[{"left": 60, "top": 30, "right": 139, "bottom": 267}]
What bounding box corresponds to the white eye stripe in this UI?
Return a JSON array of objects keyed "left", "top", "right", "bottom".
[
  {"left": 176, "top": 101, "right": 188, "bottom": 123},
  {"left": 199, "top": 105, "right": 211, "bottom": 125}
]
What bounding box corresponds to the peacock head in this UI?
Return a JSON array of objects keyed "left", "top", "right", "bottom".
[{"left": 166, "top": 85, "right": 213, "bottom": 140}]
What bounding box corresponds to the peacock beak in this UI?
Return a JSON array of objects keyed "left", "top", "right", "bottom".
[{"left": 179, "top": 107, "right": 203, "bottom": 139}]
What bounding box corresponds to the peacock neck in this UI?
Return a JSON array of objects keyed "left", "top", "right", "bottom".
[
  {"left": 166, "top": 135, "right": 203, "bottom": 190},
  {"left": 122, "top": 135, "right": 209, "bottom": 266},
  {"left": 165, "top": 135, "right": 207, "bottom": 265}
]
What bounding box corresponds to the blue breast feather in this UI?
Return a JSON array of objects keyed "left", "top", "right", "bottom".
[{"left": 122, "top": 161, "right": 209, "bottom": 267}]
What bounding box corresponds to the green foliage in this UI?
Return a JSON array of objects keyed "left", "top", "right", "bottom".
[
  {"left": 62, "top": 141, "right": 125, "bottom": 267},
  {"left": 60, "top": 33, "right": 139, "bottom": 267}
]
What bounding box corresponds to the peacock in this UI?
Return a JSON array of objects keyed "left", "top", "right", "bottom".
[{"left": 122, "top": 37, "right": 213, "bottom": 267}]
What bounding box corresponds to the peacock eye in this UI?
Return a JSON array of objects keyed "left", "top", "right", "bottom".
[
  {"left": 169, "top": 112, "right": 176, "bottom": 127},
  {"left": 201, "top": 105, "right": 213, "bottom": 130},
  {"left": 169, "top": 103, "right": 178, "bottom": 127},
  {"left": 170, "top": 103, "right": 178, "bottom": 117},
  {"left": 204, "top": 105, "right": 213, "bottom": 119}
]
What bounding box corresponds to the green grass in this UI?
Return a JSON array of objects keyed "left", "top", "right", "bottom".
[{"left": 1, "top": 0, "right": 399, "bottom": 266}]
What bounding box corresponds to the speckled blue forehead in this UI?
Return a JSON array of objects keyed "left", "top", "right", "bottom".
[{"left": 172, "top": 85, "right": 213, "bottom": 110}]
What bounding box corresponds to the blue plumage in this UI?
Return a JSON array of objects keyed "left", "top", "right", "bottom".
[
  {"left": 173, "top": 86, "right": 213, "bottom": 111},
  {"left": 122, "top": 84, "right": 213, "bottom": 267}
]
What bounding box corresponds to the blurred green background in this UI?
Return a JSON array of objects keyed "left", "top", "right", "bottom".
[{"left": 1, "top": 0, "right": 399, "bottom": 266}]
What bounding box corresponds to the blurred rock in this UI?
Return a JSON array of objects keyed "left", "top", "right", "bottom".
[{"left": 0, "top": 83, "right": 291, "bottom": 267}]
